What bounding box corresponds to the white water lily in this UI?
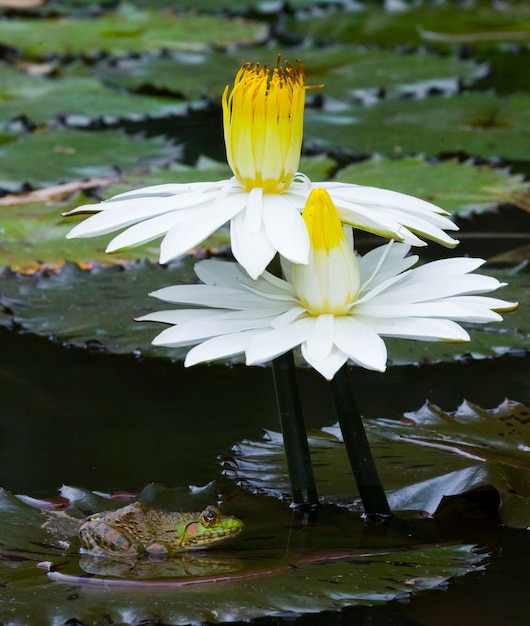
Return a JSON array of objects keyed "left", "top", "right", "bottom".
[
  {"left": 138, "top": 189, "right": 516, "bottom": 380},
  {"left": 66, "top": 58, "right": 459, "bottom": 279}
]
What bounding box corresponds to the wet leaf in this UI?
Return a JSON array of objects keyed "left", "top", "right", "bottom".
[
  {"left": 284, "top": 3, "right": 530, "bottom": 50},
  {"left": 0, "top": 484, "right": 486, "bottom": 623},
  {"left": 226, "top": 399, "right": 530, "bottom": 527},
  {"left": 304, "top": 93, "right": 530, "bottom": 160},
  {"left": 94, "top": 45, "right": 484, "bottom": 103},
  {"left": 0, "top": 128, "right": 181, "bottom": 191},
  {"left": 0, "top": 264, "right": 527, "bottom": 363},
  {"left": 0, "top": 6, "right": 268, "bottom": 57},
  {"left": 0, "top": 63, "right": 191, "bottom": 125}
]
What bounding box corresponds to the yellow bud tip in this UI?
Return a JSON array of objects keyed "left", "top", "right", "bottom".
[
  {"left": 302, "top": 188, "right": 346, "bottom": 253},
  {"left": 222, "top": 57, "right": 320, "bottom": 194}
]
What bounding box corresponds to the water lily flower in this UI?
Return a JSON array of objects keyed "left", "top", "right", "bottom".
[
  {"left": 138, "top": 188, "right": 516, "bottom": 380},
  {"left": 66, "top": 59, "right": 459, "bottom": 279}
]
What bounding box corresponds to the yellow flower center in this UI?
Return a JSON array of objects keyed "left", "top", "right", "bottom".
[
  {"left": 292, "top": 188, "right": 361, "bottom": 316},
  {"left": 222, "top": 58, "right": 309, "bottom": 194}
]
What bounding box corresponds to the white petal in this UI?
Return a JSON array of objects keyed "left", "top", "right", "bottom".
[
  {"left": 194, "top": 259, "right": 250, "bottom": 289},
  {"left": 152, "top": 314, "right": 271, "bottom": 347},
  {"left": 230, "top": 211, "right": 276, "bottom": 280},
  {"left": 355, "top": 301, "right": 503, "bottom": 322},
  {"left": 301, "top": 343, "right": 348, "bottom": 380},
  {"left": 262, "top": 194, "right": 310, "bottom": 264},
  {"left": 304, "top": 314, "right": 335, "bottom": 363},
  {"left": 159, "top": 201, "right": 244, "bottom": 263},
  {"left": 245, "top": 187, "right": 264, "bottom": 234},
  {"left": 66, "top": 186, "right": 219, "bottom": 238},
  {"left": 359, "top": 316, "right": 470, "bottom": 342},
  {"left": 333, "top": 316, "right": 388, "bottom": 371},
  {"left": 150, "top": 284, "right": 262, "bottom": 309},
  {"left": 358, "top": 243, "right": 417, "bottom": 295},
  {"left": 372, "top": 274, "right": 504, "bottom": 304},
  {"left": 105, "top": 211, "right": 187, "bottom": 252},
  {"left": 185, "top": 330, "right": 258, "bottom": 366},
  {"left": 246, "top": 317, "right": 315, "bottom": 365},
  {"left": 136, "top": 309, "right": 221, "bottom": 324},
  {"left": 108, "top": 181, "right": 227, "bottom": 201}
]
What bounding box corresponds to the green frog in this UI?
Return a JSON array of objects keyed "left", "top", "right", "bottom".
[{"left": 79, "top": 502, "right": 243, "bottom": 558}]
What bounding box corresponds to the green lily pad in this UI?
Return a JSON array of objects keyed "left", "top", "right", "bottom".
[
  {"left": 0, "top": 262, "right": 527, "bottom": 364},
  {"left": 0, "top": 63, "right": 191, "bottom": 125},
  {"left": 0, "top": 155, "right": 334, "bottom": 270},
  {"left": 226, "top": 398, "right": 530, "bottom": 527},
  {"left": 0, "top": 5, "right": 268, "bottom": 57},
  {"left": 304, "top": 92, "right": 530, "bottom": 160},
  {"left": 285, "top": 3, "right": 530, "bottom": 50},
  {"left": 0, "top": 483, "right": 486, "bottom": 623},
  {"left": 333, "top": 156, "right": 529, "bottom": 218},
  {"left": 94, "top": 45, "right": 484, "bottom": 102},
  {"left": 0, "top": 128, "right": 181, "bottom": 190}
]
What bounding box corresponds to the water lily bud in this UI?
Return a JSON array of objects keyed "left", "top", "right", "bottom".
[
  {"left": 292, "top": 188, "right": 361, "bottom": 315},
  {"left": 222, "top": 58, "right": 308, "bottom": 194}
]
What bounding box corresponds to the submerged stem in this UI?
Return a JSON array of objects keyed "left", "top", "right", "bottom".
[
  {"left": 272, "top": 351, "right": 319, "bottom": 508},
  {"left": 330, "top": 365, "right": 391, "bottom": 519}
]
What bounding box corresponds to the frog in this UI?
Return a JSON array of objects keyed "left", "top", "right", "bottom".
[{"left": 79, "top": 502, "right": 243, "bottom": 558}]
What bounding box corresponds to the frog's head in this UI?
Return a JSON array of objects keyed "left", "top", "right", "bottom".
[{"left": 180, "top": 505, "right": 243, "bottom": 549}]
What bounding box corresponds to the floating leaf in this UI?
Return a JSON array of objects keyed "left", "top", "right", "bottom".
[
  {"left": 304, "top": 92, "right": 530, "bottom": 160},
  {"left": 0, "top": 263, "right": 527, "bottom": 363},
  {"left": 0, "top": 5, "right": 268, "bottom": 57},
  {"left": 0, "top": 483, "right": 486, "bottom": 623},
  {"left": 0, "top": 128, "right": 181, "bottom": 191},
  {"left": 0, "top": 63, "right": 190, "bottom": 125},
  {"left": 225, "top": 398, "right": 530, "bottom": 527},
  {"left": 333, "top": 156, "right": 529, "bottom": 218},
  {"left": 94, "top": 45, "right": 484, "bottom": 103},
  {"left": 284, "top": 3, "right": 530, "bottom": 50}
]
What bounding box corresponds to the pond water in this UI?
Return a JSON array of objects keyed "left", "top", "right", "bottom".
[{"left": 1, "top": 325, "right": 529, "bottom": 624}]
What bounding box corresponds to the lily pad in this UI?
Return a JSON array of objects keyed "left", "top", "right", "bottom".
[
  {"left": 285, "top": 3, "right": 530, "bottom": 50},
  {"left": 304, "top": 92, "right": 530, "bottom": 161},
  {"left": 0, "top": 483, "right": 486, "bottom": 623},
  {"left": 0, "top": 62, "right": 191, "bottom": 125},
  {"left": 0, "top": 262, "right": 527, "bottom": 364},
  {"left": 0, "top": 128, "right": 181, "bottom": 191},
  {"left": 333, "top": 156, "right": 529, "bottom": 218},
  {"left": 0, "top": 155, "right": 334, "bottom": 270},
  {"left": 225, "top": 398, "right": 530, "bottom": 527},
  {"left": 0, "top": 5, "right": 268, "bottom": 57},
  {"left": 94, "top": 45, "right": 485, "bottom": 103}
]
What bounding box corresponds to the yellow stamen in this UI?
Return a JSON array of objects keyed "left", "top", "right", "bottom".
[{"left": 223, "top": 57, "right": 317, "bottom": 194}]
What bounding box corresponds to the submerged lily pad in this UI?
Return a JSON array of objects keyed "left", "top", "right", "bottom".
[
  {"left": 0, "top": 482, "right": 486, "bottom": 623},
  {"left": 0, "top": 5, "right": 268, "bottom": 57},
  {"left": 225, "top": 399, "right": 530, "bottom": 528}
]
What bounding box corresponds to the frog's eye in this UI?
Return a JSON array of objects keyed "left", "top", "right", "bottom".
[
  {"left": 86, "top": 514, "right": 102, "bottom": 522},
  {"left": 200, "top": 506, "right": 220, "bottom": 527}
]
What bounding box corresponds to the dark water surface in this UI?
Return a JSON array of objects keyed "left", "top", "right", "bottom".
[{"left": 1, "top": 326, "right": 529, "bottom": 624}]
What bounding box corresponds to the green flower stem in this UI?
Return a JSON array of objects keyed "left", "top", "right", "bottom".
[
  {"left": 330, "top": 365, "right": 392, "bottom": 519},
  {"left": 272, "top": 351, "right": 319, "bottom": 508}
]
